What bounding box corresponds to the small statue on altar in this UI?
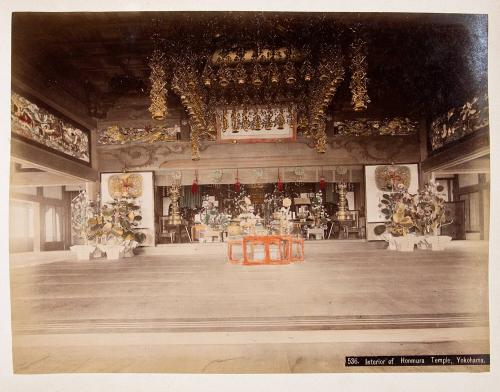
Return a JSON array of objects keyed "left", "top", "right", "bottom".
[
  {"left": 274, "top": 108, "right": 285, "bottom": 129},
  {"left": 269, "top": 197, "right": 293, "bottom": 235}
]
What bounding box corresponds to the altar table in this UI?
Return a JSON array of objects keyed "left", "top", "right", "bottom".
[{"left": 227, "top": 235, "right": 304, "bottom": 265}]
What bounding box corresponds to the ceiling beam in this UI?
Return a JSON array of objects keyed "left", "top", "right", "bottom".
[
  {"left": 11, "top": 138, "right": 99, "bottom": 183},
  {"left": 421, "top": 128, "right": 490, "bottom": 174},
  {"left": 10, "top": 172, "right": 88, "bottom": 187}
]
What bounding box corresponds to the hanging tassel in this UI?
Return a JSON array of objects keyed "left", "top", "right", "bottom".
[
  {"left": 319, "top": 166, "right": 326, "bottom": 191},
  {"left": 234, "top": 169, "right": 241, "bottom": 193},
  {"left": 319, "top": 177, "right": 326, "bottom": 191},
  {"left": 277, "top": 169, "right": 283, "bottom": 192},
  {"left": 191, "top": 180, "right": 198, "bottom": 194},
  {"left": 191, "top": 170, "right": 198, "bottom": 194}
]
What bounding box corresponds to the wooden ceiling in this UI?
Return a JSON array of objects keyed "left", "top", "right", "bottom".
[{"left": 12, "top": 12, "right": 487, "bottom": 120}]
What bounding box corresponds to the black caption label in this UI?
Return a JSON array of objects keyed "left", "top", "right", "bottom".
[{"left": 345, "top": 354, "right": 490, "bottom": 367}]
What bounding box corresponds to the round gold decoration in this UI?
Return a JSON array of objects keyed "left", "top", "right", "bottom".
[{"left": 108, "top": 173, "right": 143, "bottom": 199}]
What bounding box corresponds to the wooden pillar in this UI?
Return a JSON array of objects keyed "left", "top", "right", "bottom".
[
  {"left": 36, "top": 187, "right": 44, "bottom": 251},
  {"left": 478, "top": 174, "right": 486, "bottom": 240},
  {"left": 452, "top": 175, "right": 460, "bottom": 202},
  {"left": 418, "top": 117, "right": 429, "bottom": 186},
  {"left": 33, "top": 200, "right": 41, "bottom": 252},
  {"left": 85, "top": 181, "right": 99, "bottom": 202}
]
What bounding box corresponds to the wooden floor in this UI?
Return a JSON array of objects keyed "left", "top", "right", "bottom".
[{"left": 9, "top": 240, "right": 490, "bottom": 373}]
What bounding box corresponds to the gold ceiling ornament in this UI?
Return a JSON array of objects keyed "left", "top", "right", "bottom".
[
  {"left": 313, "top": 121, "right": 328, "bottom": 153},
  {"left": 190, "top": 126, "right": 201, "bottom": 160},
  {"left": 171, "top": 56, "right": 216, "bottom": 160},
  {"left": 202, "top": 63, "right": 215, "bottom": 87},
  {"left": 303, "top": 44, "right": 345, "bottom": 153},
  {"left": 148, "top": 28, "right": 167, "bottom": 120},
  {"left": 216, "top": 54, "right": 232, "bottom": 87},
  {"left": 159, "top": 32, "right": 370, "bottom": 159},
  {"left": 301, "top": 59, "right": 313, "bottom": 82},
  {"left": 148, "top": 41, "right": 168, "bottom": 121},
  {"left": 350, "top": 29, "right": 371, "bottom": 111}
]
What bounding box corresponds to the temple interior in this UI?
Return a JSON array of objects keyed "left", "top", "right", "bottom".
[{"left": 7, "top": 11, "right": 490, "bottom": 374}]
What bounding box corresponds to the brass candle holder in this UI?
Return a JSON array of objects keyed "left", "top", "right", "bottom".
[
  {"left": 336, "top": 182, "right": 350, "bottom": 221},
  {"left": 167, "top": 184, "right": 183, "bottom": 225}
]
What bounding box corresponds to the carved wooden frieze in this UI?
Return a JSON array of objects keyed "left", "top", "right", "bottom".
[
  {"left": 430, "top": 94, "right": 489, "bottom": 151},
  {"left": 97, "top": 124, "right": 181, "bottom": 145},
  {"left": 11, "top": 92, "right": 91, "bottom": 163},
  {"left": 333, "top": 117, "right": 418, "bottom": 136}
]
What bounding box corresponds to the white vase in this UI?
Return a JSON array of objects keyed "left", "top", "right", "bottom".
[
  {"left": 382, "top": 233, "right": 397, "bottom": 250},
  {"left": 70, "top": 245, "right": 96, "bottom": 261},
  {"left": 93, "top": 247, "right": 104, "bottom": 258},
  {"left": 123, "top": 241, "right": 138, "bottom": 258},
  {"left": 99, "top": 244, "right": 125, "bottom": 260},
  {"left": 426, "top": 235, "right": 452, "bottom": 251},
  {"left": 394, "top": 236, "right": 416, "bottom": 252}
]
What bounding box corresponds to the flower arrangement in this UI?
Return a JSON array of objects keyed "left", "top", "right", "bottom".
[
  {"left": 236, "top": 196, "right": 260, "bottom": 233},
  {"left": 375, "top": 181, "right": 451, "bottom": 237},
  {"left": 71, "top": 190, "right": 98, "bottom": 245},
  {"left": 87, "top": 197, "right": 146, "bottom": 246},
  {"left": 200, "top": 195, "right": 230, "bottom": 231},
  {"left": 264, "top": 183, "right": 285, "bottom": 213},
  {"left": 309, "top": 191, "right": 329, "bottom": 228},
  {"left": 225, "top": 184, "right": 250, "bottom": 218},
  {"left": 412, "top": 182, "right": 450, "bottom": 235},
  {"left": 376, "top": 184, "right": 415, "bottom": 237}
]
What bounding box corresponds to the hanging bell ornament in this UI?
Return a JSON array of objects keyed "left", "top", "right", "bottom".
[
  {"left": 218, "top": 64, "right": 230, "bottom": 87},
  {"left": 251, "top": 63, "right": 263, "bottom": 87},
  {"left": 202, "top": 63, "right": 214, "bottom": 87},
  {"left": 235, "top": 61, "right": 246, "bottom": 85},
  {"left": 268, "top": 62, "right": 279, "bottom": 84},
  {"left": 301, "top": 59, "right": 313, "bottom": 82},
  {"left": 284, "top": 61, "right": 296, "bottom": 85}
]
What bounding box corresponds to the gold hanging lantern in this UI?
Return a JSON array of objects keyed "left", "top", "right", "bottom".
[
  {"left": 202, "top": 63, "right": 214, "bottom": 87},
  {"left": 268, "top": 62, "right": 279, "bottom": 84},
  {"left": 317, "top": 60, "right": 330, "bottom": 81},
  {"left": 301, "top": 59, "right": 313, "bottom": 82},
  {"left": 251, "top": 63, "right": 263, "bottom": 87},
  {"left": 284, "top": 61, "right": 296, "bottom": 85},
  {"left": 217, "top": 63, "right": 230, "bottom": 87},
  {"left": 148, "top": 47, "right": 167, "bottom": 121},
  {"left": 235, "top": 61, "right": 246, "bottom": 85}
]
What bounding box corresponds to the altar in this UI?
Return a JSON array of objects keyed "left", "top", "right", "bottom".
[{"left": 227, "top": 235, "right": 304, "bottom": 265}]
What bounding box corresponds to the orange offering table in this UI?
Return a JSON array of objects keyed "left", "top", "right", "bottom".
[{"left": 227, "top": 235, "right": 304, "bottom": 265}]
